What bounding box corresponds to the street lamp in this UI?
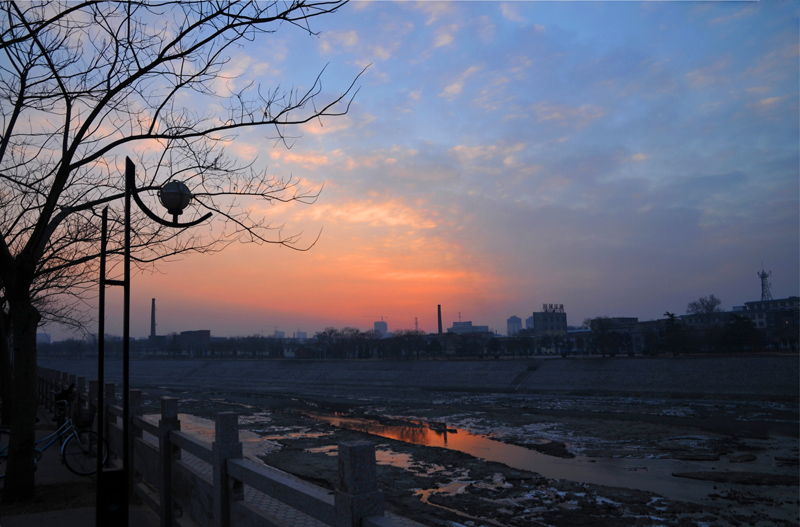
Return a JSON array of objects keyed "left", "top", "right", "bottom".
[
  {"left": 97, "top": 157, "right": 211, "bottom": 527},
  {"left": 159, "top": 180, "right": 193, "bottom": 220}
]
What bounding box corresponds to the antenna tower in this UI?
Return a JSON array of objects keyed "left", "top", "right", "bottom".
[{"left": 758, "top": 265, "right": 773, "bottom": 301}]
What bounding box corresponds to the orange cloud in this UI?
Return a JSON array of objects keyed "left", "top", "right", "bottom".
[
  {"left": 303, "top": 200, "right": 437, "bottom": 230},
  {"left": 270, "top": 149, "right": 331, "bottom": 167},
  {"left": 300, "top": 116, "right": 353, "bottom": 136}
]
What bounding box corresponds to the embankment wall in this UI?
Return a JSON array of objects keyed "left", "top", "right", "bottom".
[{"left": 40, "top": 355, "right": 799, "bottom": 399}]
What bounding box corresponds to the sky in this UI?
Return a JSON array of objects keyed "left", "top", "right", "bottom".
[{"left": 49, "top": 1, "right": 799, "bottom": 340}]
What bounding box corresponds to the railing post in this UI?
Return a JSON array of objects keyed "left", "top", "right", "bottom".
[
  {"left": 129, "top": 389, "right": 142, "bottom": 496},
  {"left": 212, "top": 412, "right": 243, "bottom": 527},
  {"left": 47, "top": 370, "right": 57, "bottom": 412},
  {"left": 104, "top": 382, "right": 116, "bottom": 455},
  {"left": 44, "top": 370, "right": 50, "bottom": 410},
  {"left": 159, "top": 397, "right": 181, "bottom": 527},
  {"left": 77, "top": 376, "right": 86, "bottom": 410},
  {"left": 335, "top": 442, "right": 384, "bottom": 527},
  {"left": 89, "top": 380, "right": 99, "bottom": 429},
  {"left": 69, "top": 375, "right": 86, "bottom": 423}
]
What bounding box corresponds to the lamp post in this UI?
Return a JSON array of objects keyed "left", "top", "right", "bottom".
[{"left": 97, "top": 157, "right": 211, "bottom": 527}]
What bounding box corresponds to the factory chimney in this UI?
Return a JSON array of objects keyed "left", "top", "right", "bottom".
[
  {"left": 437, "top": 304, "right": 443, "bottom": 334},
  {"left": 150, "top": 298, "right": 156, "bottom": 338}
]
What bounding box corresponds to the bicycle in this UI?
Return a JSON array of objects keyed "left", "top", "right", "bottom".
[{"left": 0, "top": 395, "right": 108, "bottom": 478}]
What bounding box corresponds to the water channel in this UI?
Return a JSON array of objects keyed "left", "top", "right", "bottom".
[{"left": 305, "top": 413, "right": 730, "bottom": 505}]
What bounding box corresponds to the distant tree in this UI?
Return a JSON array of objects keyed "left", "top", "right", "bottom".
[
  {"left": 607, "top": 331, "right": 624, "bottom": 357},
  {"left": 622, "top": 333, "right": 634, "bottom": 356},
  {"left": 426, "top": 338, "right": 443, "bottom": 358},
  {"left": 589, "top": 317, "right": 612, "bottom": 356},
  {"left": 267, "top": 338, "right": 284, "bottom": 358},
  {"left": 486, "top": 337, "right": 502, "bottom": 357},
  {"left": 721, "top": 314, "right": 763, "bottom": 352},
  {"left": 361, "top": 329, "right": 382, "bottom": 359},
  {"left": 642, "top": 326, "right": 660, "bottom": 356},
  {"left": 518, "top": 334, "right": 534, "bottom": 356},
  {"left": 454, "top": 334, "right": 484, "bottom": 357},
  {"left": 662, "top": 312, "right": 686, "bottom": 355},
  {"left": 314, "top": 327, "right": 340, "bottom": 359},
  {"left": 687, "top": 295, "right": 723, "bottom": 315},
  {"left": 393, "top": 329, "right": 426, "bottom": 360}
]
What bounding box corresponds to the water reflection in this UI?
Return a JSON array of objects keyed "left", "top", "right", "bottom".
[{"left": 310, "top": 415, "right": 457, "bottom": 448}]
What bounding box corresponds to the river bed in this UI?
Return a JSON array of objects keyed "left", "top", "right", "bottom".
[{"left": 135, "top": 385, "right": 799, "bottom": 527}]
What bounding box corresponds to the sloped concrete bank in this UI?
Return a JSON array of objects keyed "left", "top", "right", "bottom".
[{"left": 41, "top": 355, "right": 799, "bottom": 400}]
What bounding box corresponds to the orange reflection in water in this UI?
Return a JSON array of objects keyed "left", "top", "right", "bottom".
[{"left": 310, "top": 415, "right": 495, "bottom": 453}]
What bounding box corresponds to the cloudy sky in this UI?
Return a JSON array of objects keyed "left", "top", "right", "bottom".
[{"left": 67, "top": 1, "right": 799, "bottom": 340}]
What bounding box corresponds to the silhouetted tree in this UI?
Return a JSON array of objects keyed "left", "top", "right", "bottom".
[
  {"left": 393, "top": 329, "right": 426, "bottom": 360},
  {"left": 589, "top": 317, "right": 613, "bottom": 356},
  {"left": 721, "top": 315, "right": 763, "bottom": 352},
  {"left": 426, "top": 338, "right": 443, "bottom": 358},
  {"left": 662, "top": 312, "right": 686, "bottom": 355},
  {"left": 486, "top": 337, "right": 502, "bottom": 357},
  {"left": 0, "top": 0, "right": 363, "bottom": 500},
  {"left": 687, "top": 295, "right": 723, "bottom": 315}
]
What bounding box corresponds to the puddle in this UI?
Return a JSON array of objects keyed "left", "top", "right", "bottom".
[{"left": 415, "top": 479, "right": 510, "bottom": 527}]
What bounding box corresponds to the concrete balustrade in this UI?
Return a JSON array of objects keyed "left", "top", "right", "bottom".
[{"left": 37, "top": 367, "right": 423, "bottom": 527}]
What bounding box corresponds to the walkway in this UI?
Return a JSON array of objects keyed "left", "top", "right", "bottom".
[{"left": 0, "top": 406, "right": 159, "bottom": 527}]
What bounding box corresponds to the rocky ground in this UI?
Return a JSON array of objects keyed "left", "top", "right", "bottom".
[{"left": 137, "top": 385, "right": 800, "bottom": 527}]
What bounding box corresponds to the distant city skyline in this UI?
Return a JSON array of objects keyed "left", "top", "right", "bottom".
[
  {"left": 43, "top": 2, "right": 798, "bottom": 341},
  {"left": 44, "top": 274, "right": 797, "bottom": 342}
]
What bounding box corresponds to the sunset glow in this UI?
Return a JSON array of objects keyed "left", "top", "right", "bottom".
[{"left": 52, "top": 1, "right": 799, "bottom": 340}]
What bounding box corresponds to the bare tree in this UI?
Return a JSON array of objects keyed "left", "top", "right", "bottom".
[
  {"left": 0, "top": 0, "right": 364, "bottom": 501},
  {"left": 686, "top": 295, "right": 723, "bottom": 315}
]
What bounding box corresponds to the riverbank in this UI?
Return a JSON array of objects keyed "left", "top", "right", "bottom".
[{"left": 41, "top": 354, "right": 800, "bottom": 400}]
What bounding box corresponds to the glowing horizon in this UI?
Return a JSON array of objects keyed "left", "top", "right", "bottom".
[{"left": 45, "top": 1, "right": 799, "bottom": 341}]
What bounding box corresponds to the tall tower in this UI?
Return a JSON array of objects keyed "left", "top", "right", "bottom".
[
  {"left": 758, "top": 266, "right": 773, "bottom": 301},
  {"left": 150, "top": 298, "right": 157, "bottom": 338}
]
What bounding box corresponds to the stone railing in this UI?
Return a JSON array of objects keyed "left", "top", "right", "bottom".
[{"left": 38, "top": 367, "right": 423, "bottom": 527}]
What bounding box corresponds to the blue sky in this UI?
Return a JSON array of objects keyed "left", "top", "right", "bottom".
[{"left": 65, "top": 1, "right": 800, "bottom": 339}]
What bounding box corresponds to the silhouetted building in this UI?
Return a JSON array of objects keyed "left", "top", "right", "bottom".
[
  {"left": 739, "top": 296, "right": 799, "bottom": 350},
  {"left": 531, "top": 304, "right": 568, "bottom": 337},
  {"left": 374, "top": 320, "right": 388, "bottom": 336},
  {"left": 507, "top": 316, "right": 522, "bottom": 337},
  {"left": 448, "top": 321, "right": 490, "bottom": 335}
]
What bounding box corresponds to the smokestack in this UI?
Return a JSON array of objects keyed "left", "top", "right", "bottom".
[
  {"left": 150, "top": 298, "right": 156, "bottom": 338},
  {"left": 437, "top": 304, "right": 442, "bottom": 334}
]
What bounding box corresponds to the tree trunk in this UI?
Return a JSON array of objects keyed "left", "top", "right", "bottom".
[
  {"left": 0, "top": 310, "right": 12, "bottom": 426},
  {"left": 3, "top": 296, "right": 40, "bottom": 503}
]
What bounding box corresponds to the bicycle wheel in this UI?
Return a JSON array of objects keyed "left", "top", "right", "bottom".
[
  {"left": 0, "top": 430, "right": 9, "bottom": 478},
  {"left": 62, "top": 430, "right": 108, "bottom": 476}
]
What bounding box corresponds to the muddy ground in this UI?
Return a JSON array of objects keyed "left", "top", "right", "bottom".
[{"left": 137, "top": 384, "right": 800, "bottom": 527}]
